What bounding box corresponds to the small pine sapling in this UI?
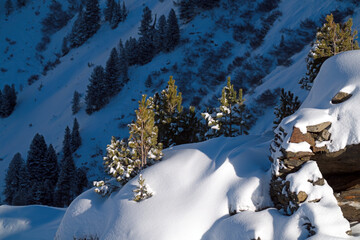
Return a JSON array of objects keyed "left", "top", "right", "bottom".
[
  {"left": 273, "top": 88, "right": 301, "bottom": 128},
  {"left": 133, "top": 174, "right": 153, "bottom": 202}
]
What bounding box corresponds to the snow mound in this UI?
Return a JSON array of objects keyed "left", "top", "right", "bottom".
[{"left": 280, "top": 50, "right": 360, "bottom": 152}]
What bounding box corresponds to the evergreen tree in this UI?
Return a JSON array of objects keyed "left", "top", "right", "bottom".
[
  {"left": 145, "top": 75, "right": 153, "bottom": 88},
  {"left": 69, "top": 9, "right": 86, "bottom": 48},
  {"left": 74, "top": 167, "right": 88, "bottom": 196},
  {"left": 105, "top": 48, "right": 121, "bottom": 97},
  {"left": 138, "top": 7, "right": 155, "bottom": 65},
  {"left": 300, "top": 14, "right": 359, "bottom": 90},
  {"left": 154, "top": 76, "right": 183, "bottom": 148},
  {"left": 202, "top": 77, "right": 252, "bottom": 137},
  {"left": 27, "top": 133, "right": 48, "bottom": 183},
  {"left": 63, "top": 126, "right": 72, "bottom": 159},
  {"left": 3, "top": 153, "right": 25, "bottom": 205},
  {"left": 71, "top": 118, "right": 82, "bottom": 152},
  {"left": 1, "top": 84, "right": 17, "bottom": 118},
  {"left": 110, "top": 1, "right": 121, "bottom": 29},
  {"left": 165, "top": 9, "right": 180, "bottom": 52},
  {"left": 118, "top": 43, "right": 129, "bottom": 86},
  {"left": 176, "top": 106, "right": 206, "bottom": 144},
  {"left": 44, "top": 144, "right": 59, "bottom": 188},
  {"left": 54, "top": 155, "right": 76, "bottom": 207},
  {"left": 133, "top": 174, "right": 152, "bottom": 202},
  {"left": 125, "top": 37, "right": 139, "bottom": 66},
  {"left": 129, "top": 95, "right": 163, "bottom": 167},
  {"left": 62, "top": 37, "right": 69, "bottom": 56},
  {"left": 71, "top": 90, "right": 81, "bottom": 115},
  {"left": 85, "top": 65, "right": 107, "bottom": 114},
  {"left": 273, "top": 88, "right": 301, "bottom": 128},
  {"left": 41, "top": 0, "right": 70, "bottom": 35},
  {"left": 155, "top": 14, "right": 167, "bottom": 53},
  {"left": 104, "top": 0, "right": 115, "bottom": 23},
  {"left": 5, "top": 0, "right": 13, "bottom": 17},
  {"left": 83, "top": 0, "right": 101, "bottom": 39},
  {"left": 121, "top": 1, "right": 128, "bottom": 20}
]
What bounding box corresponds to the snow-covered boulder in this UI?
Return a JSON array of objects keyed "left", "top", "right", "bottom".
[{"left": 271, "top": 50, "right": 360, "bottom": 224}]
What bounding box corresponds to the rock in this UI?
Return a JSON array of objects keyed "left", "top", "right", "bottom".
[
  {"left": 320, "top": 129, "right": 331, "bottom": 141},
  {"left": 306, "top": 122, "right": 332, "bottom": 133},
  {"left": 289, "top": 127, "right": 315, "bottom": 145},
  {"left": 283, "top": 150, "right": 314, "bottom": 159},
  {"left": 331, "top": 92, "right": 352, "bottom": 104},
  {"left": 297, "top": 191, "right": 308, "bottom": 203}
]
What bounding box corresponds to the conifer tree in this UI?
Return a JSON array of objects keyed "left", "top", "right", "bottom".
[
  {"left": 138, "top": 6, "right": 155, "bottom": 65},
  {"left": 0, "top": 84, "right": 17, "bottom": 118},
  {"left": 71, "top": 90, "right": 81, "bottom": 114},
  {"left": 63, "top": 126, "right": 72, "bottom": 159},
  {"left": 85, "top": 65, "right": 107, "bottom": 114},
  {"left": 74, "top": 167, "right": 88, "bottom": 196},
  {"left": 121, "top": 1, "right": 128, "bottom": 20},
  {"left": 69, "top": 9, "right": 86, "bottom": 48},
  {"left": 133, "top": 174, "right": 153, "bottom": 202},
  {"left": 105, "top": 48, "right": 121, "bottom": 97},
  {"left": 273, "top": 88, "right": 301, "bottom": 128},
  {"left": 27, "top": 133, "right": 48, "bottom": 183},
  {"left": 41, "top": 0, "right": 69, "bottom": 35},
  {"left": 104, "top": 0, "right": 115, "bottom": 23},
  {"left": 5, "top": 0, "right": 13, "bottom": 17},
  {"left": 125, "top": 37, "right": 139, "bottom": 66},
  {"left": 155, "top": 15, "right": 167, "bottom": 53},
  {"left": 145, "top": 75, "right": 153, "bottom": 88},
  {"left": 12, "top": 163, "right": 29, "bottom": 205},
  {"left": 165, "top": 9, "right": 180, "bottom": 52},
  {"left": 176, "top": 106, "right": 206, "bottom": 144},
  {"left": 154, "top": 76, "right": 183, "bottom": 148},
  {"left": 44, "top": 144, "right": 59, "bottom": 187},
  {"left": 300, "top": 14, "right": 359, "bottom": 90},
  {"left": 110, "top": 1, "right": 121, "bottom": 29},
  {"left": 83, "top": 0, "right": 100, "bottom": 39},
  {"left": 118, "top": 42, "right": 129, "bottom": 86},
  {"left": 129, "top": 95, "right": 163, "bottom": 167},
  {"left": 71, "top": 118, "right": 82, "bottom": 152},
  {"left": 3, "top": 153, "right": 25, "bottom": 205},
  {"left": 179, "top": 0, "right": 196, "bottom": 23}
]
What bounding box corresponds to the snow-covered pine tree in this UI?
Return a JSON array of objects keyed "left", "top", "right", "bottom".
[
  {"left": 133, "top": 174, "right": 153, "bottom": 202},
  {"left": 85, "top": 65, "right": 107, "bottom": 114},
  {"left": 125, "top": 37, "right": 139, "bottom": 66},
  {"left": 138, "top": 6, "right": 155, "bottom": 65},
  {"left": 154, "top": 76, "right": 183, "bottom": 148},
  {"left": 105, "top": 47, "right": 121, "bottom": 97},
  {"left": 300, "top": 14, "right": 359, "bottom": 90},
  {"left": 71, "top": 118, "right": 82, "bottom": 152},
  {"left": 129, "top": 95, "right": 163, "bottom": 167},
  {"left": 103, "top": 136, "right": 141, "bottom": 183},
  {"left": 5, "top": 0, "right": 13, "bottom": 17},
  {"left": 3, "top": 153, "right": 25, "bottom": 205},
  {"left": 41, "top": 0, "right": 69, "bottom": 35},
  {"left": 273, "top": 88, "right": 301, "bottom": 128},
  {"left": 61, "top": 37, "right": 70, "bottom": 56},
  {"left": 165, "top": 9, "right": 180, "bottom": 52},
  {"left": 71, "top": 90, "right": 81, "bottom": 114}
]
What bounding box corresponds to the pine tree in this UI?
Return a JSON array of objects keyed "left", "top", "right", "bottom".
[
  {"left": 83, "top": 0, "right": 100, "bottom": 39},
  {"left": 1, "top": 84, "right": 17, "bottom": 118},
  {"left": 121, "top": 1, "right": 128, "bottom": 20},
  {"left": 133, "top": 174, "right": 153, "bottom": 202},
  {"left": 125, "top": 37, "right": 139, "bottom": 66},
  {"left": 104, "top": 0, "right": 115, "bottom": 23},
  {"left": 154, "top": 76, "right": 183, "bottom": 148},
  {"left": 63, "top": 126, "right": 72, "bottom": 159},
  {"left": 118, "top": 41, "right": 129, "bottom": 86},
  {"left": 138, "top": 6, "right": 155, "bottom": 65},
  {"left": 44, "top": 144, "right": 59, "bottom": 188},
  {"left": 74, "top": 167, "right": 88, "bottom": 196},
  {"left": 300, "top": 14, "right": 359, "bottom": 90},
  {"left": 71, "top": 118, "right": 82, "bottom": 152},
  {"left": 273, "top": 88, "right": 301, "bottom": 128},
  {"left": 62, "top": 37, "right": 69, "bottom": 56},
  {"left": 202, "top": 77, "right": 252, "bottom": 137},
  {"left": 179, "top": 0, "right": 196, "bottom": 23},
  {"left": 3, "top": 153, "right": 25, "bottom": 205},
  {"left": 105, "top": 48, "right": 121, "bottom": 97},
  {"left": 110, "top": 1, "right": 121, "bottom": 29},
  {"left": 69, "top": 9, "right": 86, "bottom": 48},
  {"left": 27, "top": 133, "right": 48, "bottom": 183},
  {"left": 155, "top": 14, "right": 167, "bottom": 53},
  {"left": 71, "top": 91, "right": 81, "bottom": 114},
  {"left": 85, "top": 65, "right": 107, "bottom": 114},
  {"left": 176, "top": 106, "right": 206, "bottom": 144},
  {"left": 165, "top": 9, "right": 180, "bottom": 52},
  {"left": 129, "top": 95, "right": 163, "bottom": 167},
  {"left": 5, "top": 0, "right": 13, "bottom": 17}
]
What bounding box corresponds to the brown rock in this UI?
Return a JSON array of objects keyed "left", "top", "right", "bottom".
[
  {"left": 284, "top": 151, "right": 314, "bottom": 159},
  {"left": 290, "top": 127, "right": 315, "bottom": 146},
  {"left": 297, "top": 191, "right": 308, "bottom": 203},
  {"left": 331, "top": 92, "right": 352, "bottom": 104},
  {"left": 320, "top": 129, "right": 331, "bottom": 141},
  {"left": 283, "top": 158, "right": 305, "bottom": 168},
  {"left": 306, "top": 122, "right": 332, "bottom": 133}
]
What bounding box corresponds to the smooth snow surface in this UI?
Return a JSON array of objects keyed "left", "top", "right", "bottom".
[
  {"left": 56, "top": 135, "right": 357, "bottom": 240},
  {"left": 0, "top": 205, "right": 65, "bottom": 240}
]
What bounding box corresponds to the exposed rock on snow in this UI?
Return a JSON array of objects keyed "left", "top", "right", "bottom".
[{"left": 271, "top": 50, "right": 360, "bottom": 227}]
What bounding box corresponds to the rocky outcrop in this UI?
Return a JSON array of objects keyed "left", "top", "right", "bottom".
[
  {"left": 331, "top": 91, "right": 352, "bottom": 104},
  {"left": 270, "top": 121, "right": 360, "bottom": 222}
]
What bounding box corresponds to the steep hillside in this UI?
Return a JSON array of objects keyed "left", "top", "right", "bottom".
[{"left": 1, "top": 0, "right": 360, "bottom": 199}]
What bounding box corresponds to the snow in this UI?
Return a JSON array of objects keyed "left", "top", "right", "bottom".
[{"left": 277, "top": 50, "right": 360, "bottom": 153}]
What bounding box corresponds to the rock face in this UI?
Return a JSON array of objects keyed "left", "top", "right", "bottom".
[
  {"left": 331, "top": 91, "right": 352, "bottom": 104},
  {"left": 270, "top": 121, "right": 360, "bottom": 222}
]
